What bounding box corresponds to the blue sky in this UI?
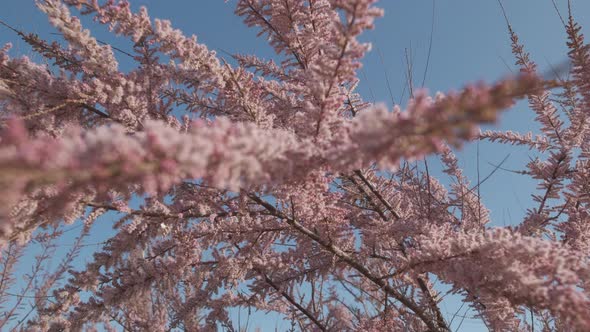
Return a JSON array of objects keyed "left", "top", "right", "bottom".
[{"left": 1, "top": 0, "right": 590, "bottom": 330}]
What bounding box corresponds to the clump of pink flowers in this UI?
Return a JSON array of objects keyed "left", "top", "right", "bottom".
[{"left": 0, "top": 0, "right": 588, "bottom": 331}]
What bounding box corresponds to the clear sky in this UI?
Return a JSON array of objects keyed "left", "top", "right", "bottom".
[{"left": 1, "top": 0, "right": 590, "bottom": 331}]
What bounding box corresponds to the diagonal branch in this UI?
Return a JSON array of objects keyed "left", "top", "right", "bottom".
[{"left": 248, "top": 194, "right": 446, "bottom": 332}]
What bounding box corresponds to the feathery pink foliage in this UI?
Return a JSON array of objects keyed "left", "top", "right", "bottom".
[{"left": 0, "top": 0, "right": 588, "bottom": 331}]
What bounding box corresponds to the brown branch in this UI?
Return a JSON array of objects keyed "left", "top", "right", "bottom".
[
  {"left": 257, "top": 268, "right": 327, "bottom": 332},
  {"left": 351, "top": 169, "right": 449, "bottom": 331},
  {"left": 248, "top": 194, "right": 445, "bottom": 332}
]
